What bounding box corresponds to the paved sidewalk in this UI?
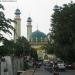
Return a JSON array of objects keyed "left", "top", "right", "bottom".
[{"left": 20, "top": 69, "right": 34, "bottom": 75}]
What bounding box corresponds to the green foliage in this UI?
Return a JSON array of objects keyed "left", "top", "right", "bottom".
[
  {"left": 3, "top": 39, "right": 15, "bottom": 55},
  {"left": 0, "top": 36, "right": 38, "bottom": 58},
  {"left": 46, "top": 43, "right": 54, "bottom": 54},
  {"left": 0, "top": 46, "right": 8, "bottom": 56},
  {"left": 14, "top": 36, "right": 31, "bottom": 56},
  {"left": 0, "top": 39, "right": 15, "bottom": 56},
  {"left": 51, "top": 2, "right": 75, "bottom": 63},
  {"left": 0, "top": 4, "right": 15, "bottom": 57},
  {"left": 45, "top": 33, "right": 54, "bottom": 54},
  {"left": 0, "top": 4, "right": 14, "bottom": 41},
  {"left": 30, "top": 48, "right": 38, "bottom": 61},
  {"left": 44, "top": 54, "right": 48, "bottom": 60},
  {"left": 24, "top": 61, "right": 30, "bottom": 70}
]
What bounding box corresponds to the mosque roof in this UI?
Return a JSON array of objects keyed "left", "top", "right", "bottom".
[{"left": 30, "top": 30, "right": 47, "bottom": 42}]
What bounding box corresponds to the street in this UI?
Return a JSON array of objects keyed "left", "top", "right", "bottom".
[
  {"left": 59, "top": 70, "right": 75, "bottom": 75},
  {"left": 34, "top": 66, "right": 75, "bottom": 75}
]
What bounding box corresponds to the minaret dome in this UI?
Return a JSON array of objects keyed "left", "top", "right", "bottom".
[
  {"left": 27, "top": 17, "right": 32, "bottom": 22},
  {"left": 15, "top": 9, "right": 21, "bottom": 16}
]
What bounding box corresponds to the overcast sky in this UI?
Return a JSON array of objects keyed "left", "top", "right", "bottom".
[{"left": 0, "top": 0, "right": 75, "bottom": 39}]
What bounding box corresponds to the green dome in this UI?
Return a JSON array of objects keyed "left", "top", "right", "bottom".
[{"left": 30, "top": 30, "right": 47, "bottom": 42}]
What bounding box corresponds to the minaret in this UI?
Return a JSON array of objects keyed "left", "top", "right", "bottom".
[
  {"left": 27, "top": 17, "right": 32, "bottom": 41},
  {"left": 14, "top": 9, "right": 21, "bottom": 42}
]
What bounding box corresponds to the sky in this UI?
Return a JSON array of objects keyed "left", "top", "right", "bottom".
[{"left": 0, "top": 0, "right": 75, "bottom": 39}]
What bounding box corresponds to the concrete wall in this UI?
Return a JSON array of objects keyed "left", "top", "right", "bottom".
[{"left": 0, "top": 56, "right": 24, "bottom": 75}]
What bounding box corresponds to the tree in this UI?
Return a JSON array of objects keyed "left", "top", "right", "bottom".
[
  {"left": 46, "top": 33, "right": 54, "bottom": 54},
  {"left": 3, "top": 39, "right": 15, "bottom": 55},
  {"left": 30, "top": 48, "right": 38, "bottom": 61},
  {"left": 51, "top": 2, "right": 75, "bottom": 63},
  {"left": 0, "top": 4, "right": 15, "bottom": 57},
  {"left": 0, "top": 4, "right": 14, "bottom": 41},
  {"left": 15, "top": 36, "right": 31, "bottom": 57}
]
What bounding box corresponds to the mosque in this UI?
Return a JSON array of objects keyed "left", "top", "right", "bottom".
[
  {"left": 14, "top": 9, "right": 54, "bottom": 60},
  {"left": 27, "top": 17, "right": 48, "bottom": 60}
]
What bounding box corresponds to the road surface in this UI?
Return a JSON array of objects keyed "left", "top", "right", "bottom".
[{"left": 34, "top": 66, "right": 75, "bottom": 75}]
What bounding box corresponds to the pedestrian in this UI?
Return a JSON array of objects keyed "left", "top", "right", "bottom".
[{"left": 53, "top": 62, "right": 59, "bottom": 75}]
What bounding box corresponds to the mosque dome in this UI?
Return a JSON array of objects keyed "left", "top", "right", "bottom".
[
  {"left": 27, "top": 17, "right": 32, "bottom": 22},
  {"left": 15, "top": 9, "right": 21, "bottom": 15},
  {"left": 30, "top": 30, "right": 47, "bottom": 42}
]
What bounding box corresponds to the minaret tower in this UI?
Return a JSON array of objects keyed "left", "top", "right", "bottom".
[
  {"left": 14, "top": 9, "right": 21, "bottom": 42},
  {"left": 27, "top": 17, "right": 32, "bottom": 41}
]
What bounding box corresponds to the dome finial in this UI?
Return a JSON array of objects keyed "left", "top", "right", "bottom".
[{"left": 27, "top": 17, "right": 32, "bottom": 22}]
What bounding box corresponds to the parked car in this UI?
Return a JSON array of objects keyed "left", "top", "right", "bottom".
[
  {"left": 65, "top": 63, "right": 75, "bottom": 70},
  {"left": 65, "top": 63, "right": 72, "bottom": 70},
  {"left": 57, "top": 60, "right": 66, "bottom": 71}
]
